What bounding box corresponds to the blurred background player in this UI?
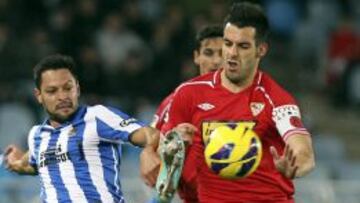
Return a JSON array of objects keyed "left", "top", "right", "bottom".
[
  {"left": 151, "top": 24, "right": 223, "bottom": 130},
  {"left": 154, "top": 2, "right": 315, "bottom": 203},
  {"left": 150, "top": 24, "right": 223, "bottom": 203},
  {"left": 4, "top": 54, "right": 161, "bottom": 203}
]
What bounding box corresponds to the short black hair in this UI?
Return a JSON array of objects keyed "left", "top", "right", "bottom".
[
  {"left": 224, "top": 2, "right": 270, "bottom": 44},
  {"left": 33, "top": 54, "right": 78, "bottom": 89},
  {"left": 194, "top": 24, "right": 223, "bottom": 51}
]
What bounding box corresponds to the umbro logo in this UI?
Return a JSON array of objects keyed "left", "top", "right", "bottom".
[{"left": 197, "top": 103, "right": 215, "bottom": 111}]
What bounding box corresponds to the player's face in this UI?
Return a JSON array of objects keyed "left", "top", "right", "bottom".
[
  {"left": 222, "top": 23, "right": 267, "bottom": 85},
  {"left": 194, "top": 37, "right": 223, "bottom": 75},
  {"left": 35, "top": 69, "right": 80, "bottom": 126}
]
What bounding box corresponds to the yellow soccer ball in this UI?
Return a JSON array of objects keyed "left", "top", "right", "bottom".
[{"left": 204, "top": 125, "right": 262, "bottom": 179}]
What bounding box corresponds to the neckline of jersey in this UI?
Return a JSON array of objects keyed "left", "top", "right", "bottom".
[
  {"left": 215, "top": 69, "right": 260, "bottom": 95},
  {"left": 40, "top": 105, "right": 87, "bottom": 131}
]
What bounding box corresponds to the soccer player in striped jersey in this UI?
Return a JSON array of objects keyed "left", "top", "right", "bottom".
[
  {"left": 146, "top": 2, "right": 316, "bottom": 203},
  {"left": 4, "top": 54, "right": 164, "bottom": 203},
  {"left": 150, "top": 25, "right": 223, "bottom": 203}
]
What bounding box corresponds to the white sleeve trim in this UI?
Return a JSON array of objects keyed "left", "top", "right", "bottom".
[{"left": 283, "top": 129, "right": 310, "bottom": 141}]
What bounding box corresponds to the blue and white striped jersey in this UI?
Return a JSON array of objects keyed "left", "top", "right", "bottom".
[{"left": 27, "top": 105, "right": 144, "bottom": 203}]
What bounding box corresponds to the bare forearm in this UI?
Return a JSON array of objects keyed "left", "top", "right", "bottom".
[
  {"left": 294, "top": 148, "right": 315, "bottom": 178},
  {"left": 287, "top": 134, "right": 315, "bottom": 178},
  {"left": 138, "top": 127, "right": 162, "bottom": 187},
  {"left": 130, "top": 127, "right": 160, "bottom": 150},
  {"left": 144, "top": 127, "right": 160, "bottom": 150}
]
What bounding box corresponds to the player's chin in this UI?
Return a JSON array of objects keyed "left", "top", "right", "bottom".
[
  {"left": 209, "top": 67, "right": 219, "bottom": 72},
  {"left": 57, "top": 106, "right": 75, "bottom": 114},
  {"left": 226, "top": 73, "right": 243, "bottom": 84},
  {"left": 56, "top": 109, "right": 75, "bottom": 120}
]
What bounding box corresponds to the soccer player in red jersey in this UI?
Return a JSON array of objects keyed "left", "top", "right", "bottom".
[
  {"left": 150, "top": 25, "right": 223, "bottom": 203},
  {"left": 158, "top": 2, "right": 315, "bottom": 203}
]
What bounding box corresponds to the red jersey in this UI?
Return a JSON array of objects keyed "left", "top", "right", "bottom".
[
  {"left": 151, "top": 93, "right": 174, "bottom": 130},
  {"left": 162, "top": 69, "right": 309, "bottom": 203}
]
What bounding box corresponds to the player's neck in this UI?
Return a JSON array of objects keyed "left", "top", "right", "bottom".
[
  {"left": 220, "top": 71, "right": 255, "bottom": 93},
  {"left": 48, "top": 107, "right": 80, "bottom": 128},
  {"left": 49, "top": 120, "right": 62, "bottom": 128}
]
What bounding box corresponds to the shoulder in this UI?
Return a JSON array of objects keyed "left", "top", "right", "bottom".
[
  {"left": 28, "top": 125, "right": 41, "bottom": 154},
  {"left": 27, "top": 125, "right": 41, "bottom": 140},
  {"left": 174, "top": 71, "right": 218, "bottom": 95},
  {"left": 155, "top": 93, "right": 174, "bottom": 116},
  {"left": 84, "top": 105, "right": 106, "bottom": 118},
  {"left": 87, "top": 104, "right": 120, "bottom": 114},
  {"left": 159, "top": 93, "right": 175, "bottom": 108},
  {"left": 86, "top": 104, "right": 130, "bottom": 119},
  {"left": 87, "top": 104, "right": 107, "bottom": 112},
  {"left": 256, "top": 72, "right": 297, "bottom": 107}
]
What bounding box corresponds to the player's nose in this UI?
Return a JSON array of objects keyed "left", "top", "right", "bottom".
[
  {"left": 213, "top": 56, "right": 223, "bottom": 66},
  {"left": 228, "top": 46, "right": 238, "bottom": 58}
]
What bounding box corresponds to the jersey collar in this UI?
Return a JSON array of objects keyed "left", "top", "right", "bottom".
[
  {"left": 40, "top": 105, "right": 87, "bottom": 131},
  {"left": 214, "top": 68, "right": 263, "bottom": 89}
]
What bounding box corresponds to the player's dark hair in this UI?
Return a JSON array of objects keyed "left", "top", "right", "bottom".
[
  {"left": 224, "top": 2, "right": 270, "bottom": 44},
  {"left": 33, "top": 54, "right": 78, "bottom": 89},
  {"left": 194, "top": 24, "right": 223, "bottom": 51}
]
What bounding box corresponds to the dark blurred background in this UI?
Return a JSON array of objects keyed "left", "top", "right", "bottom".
[{"left": 0, "top": 0, "right": 359, "bottom": 202}]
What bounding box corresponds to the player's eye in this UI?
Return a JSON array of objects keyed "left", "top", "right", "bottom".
[
  {"left": 239, "top": 43, "right": 251, "bottom": 49},
  {"left": 203, "top": 49, "right": 214, "bottom": 56},
  {"left": 64, "top": 85, "right": 73, "bottom": 91},
  {"left": 45, "top": 89, "right": 56, "bottom": 94},
  {"left": 224, "top": 39, "right": 232, "bottom": 47}
]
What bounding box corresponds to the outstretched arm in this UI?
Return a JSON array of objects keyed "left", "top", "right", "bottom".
[
  {"left": 130, "top": 126, "right": 160, "bottom": 149},
  {"left": 130, "top": 127, "right": 161, "bottom": 187},
  {"left": 4, "top": 145, "right": 37, "bottom": 175}
]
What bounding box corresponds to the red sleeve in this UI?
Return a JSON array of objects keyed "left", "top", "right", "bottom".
[
  {"left": 152, "top": 93, "right": 173, "bottom": 130},
  {"left": 262, "top": 74, "right": 310, "bottom": 141},
  {"left": 161, "top": 87, "right": 193, "bottom": 134}
]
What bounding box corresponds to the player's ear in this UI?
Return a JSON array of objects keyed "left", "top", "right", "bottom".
[
  {"left": 257, "top": 42, "right": 268, "bottom": 58},
  {"left": 193, "top": 50, "right": 200, "bottom": 65},
  {"left": 76, "top": 81, "right": 81, "bottom": 97},
  {"left": 34, "top": 88, "right": 43, "bottom": 104}
]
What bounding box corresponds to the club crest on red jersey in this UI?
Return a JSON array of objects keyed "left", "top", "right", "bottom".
[{"left": 250, "top": 102, "right": 265, "bottom": 117}]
